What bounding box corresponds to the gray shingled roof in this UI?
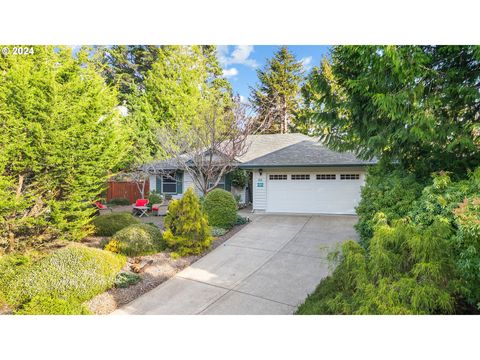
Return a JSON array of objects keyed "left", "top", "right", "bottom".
[
  {"left": 142, "top": 133, "right": 376, "bottom": 170},
  {"left": 237, "top": 133, "right": 313, "bottom": 162},
  {"left": 239, "top": 135, "right": 376, "bottom": 167}
]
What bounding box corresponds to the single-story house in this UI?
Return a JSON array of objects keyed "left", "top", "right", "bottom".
[{"left": 143, "top": 133, "right": 376, "bottom": 215}]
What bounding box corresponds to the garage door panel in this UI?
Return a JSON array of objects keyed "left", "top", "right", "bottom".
[{"left": 266, "top": 174, "right": 362, "bottom": 214}]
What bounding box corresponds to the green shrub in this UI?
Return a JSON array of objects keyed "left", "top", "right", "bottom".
[
  {"left": 108, "top": 198, "right": 131, "bottom": 206},
  {"left": 147, "top": 191, "right": 163, "bottom": 208},
  {"left": 297, "top": 219, "right": 457, "bottom": 315},
  {"left": 235, "top": 214, "right": 249, "bottom": 225},
  {"left": 91, "top": 212, "right": 140, "bottom": 236},
  {"left": 0, "top": 254, "right": 32, "bottom": 309},
  {"left": 203, "top": 188, "right": 237, "bottom": 229},
  {"left": 115, "top": 272, "right": 141, "bottom": 288},
  {"left": 2, "top": 245, "right": 125, "bottom": 308},
  {"left": 15, "top": 295, "right": 91, "bottom": 315},
  {"left": 109, "top": 223, "right": 164, "bottom": 256},
  {"left": 298, "top": 168, "right": 480, "bottom": 315},
  {"left": 163, "top": 188, "right": 212, "bottom": 256},
  {"left": 355, "top": 165, "right": 425, "bottom": 245},
  {"left": 230, "top": 169, "right": 248, "bottom": 188},
  {"left": 211, "top": 227, "right": 228, "bottom": 237}
]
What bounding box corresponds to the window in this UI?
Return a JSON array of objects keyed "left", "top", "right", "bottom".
[
  {"left": 269, "top": 174, "right": 287, "bottom": 180},
  {"left": 291, "top": 174, "right": 310, "bottom": 180},
  {"left": 317, "top": 174, "right": 336, "bottom": 180},
  {"left": 208, "top": 175, "right": 225, "bottom": 189},
  {"left": 162, "top": 175, "right": 177, "bottom": 193},
  {"left": 340, "top": 174, "right": 360, "bottom": 180}
]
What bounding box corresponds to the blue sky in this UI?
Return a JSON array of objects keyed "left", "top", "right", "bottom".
[{"left": 217, "top": 45, "right": 331, "bottom": 102}]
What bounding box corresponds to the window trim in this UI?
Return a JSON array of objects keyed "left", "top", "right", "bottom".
[
  {"left": 269, "top": 174, "right": 288, "bottom": 180},
  {"left": 208, "top": 174, "right": 226, "bottom": 189},
  {"left": 291, "top": 174, "right": 310, "bottom": 180},
  {"left": 316, "top": 174, "right": 336, "bottom": 180},
  {"left": 340, "top": 174, "right": 360, "bottom": 180},
  {"left": 161, "top": 174, "right": 178, "bottom": 194}
]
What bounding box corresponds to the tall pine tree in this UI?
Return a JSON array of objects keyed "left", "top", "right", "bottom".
[{"left": 250, "top": 46, "right": 304, "bottom": 134}]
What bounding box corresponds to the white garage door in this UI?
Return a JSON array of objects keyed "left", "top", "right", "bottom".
[{"left": 266, "top": 172, "right": 363, "bottom": 214}]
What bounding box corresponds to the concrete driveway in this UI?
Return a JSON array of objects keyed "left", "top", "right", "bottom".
[{"left": 114, "top": 213, "right": 358, "bottom": 315}]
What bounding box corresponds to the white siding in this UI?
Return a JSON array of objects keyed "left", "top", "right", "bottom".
[
  {"left": 149, "top": 175, "right": 156, "bottom": 193},
  {"left": 183, "top": 172, "right": 203, "bottom": 196},
  {"left": 231, "top": 186, "right": 246, "bottom": 203},
  {"left": 252, "top": 170, "right": 267, "bottom": 211}
]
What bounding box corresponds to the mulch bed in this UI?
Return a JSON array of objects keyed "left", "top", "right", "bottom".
[{"left": 85, "top": 223, "right": 249, "bottom": 315}]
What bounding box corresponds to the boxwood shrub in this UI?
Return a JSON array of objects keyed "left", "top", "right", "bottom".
[
  {"left": 91, "top": 212, "right": 140, "bottom": 236},
  {"left": 2, "top": 245, "right": 125, "bottom": 308},
  {"left": 203, "top": 189, "right": 237, "bottom": 229},
  {"left": 15, "top": 295, "right": 91, "bottom": 315},
  {"left": 108, "top": 223, "right": 165, "bottom": 256}
]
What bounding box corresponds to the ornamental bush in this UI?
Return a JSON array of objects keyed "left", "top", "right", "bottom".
[
  {"left": 163, "top": 188, "right": 212, "bottom": 256},
  {"left": 108, "top": 223, "right": 164, "bottom": 256},
  {"left": 147, "top": 191, "right": 163, "bottom": 207},
  {"left": 230, "top": 169, "right": 248, "bottom": 188},
  {"left": 91, "top": 212, "right": 140, "bottom": 236},
  {"left": 15, "top": 295, "right": 91, "bottom": 315},
  {"left": 203, "top": 189, "right": 237, "bottom": 229},
  {"left": 297, "top": 219, "right": 457, "bottom": 315},
  {"left": 2, "top": 245, "right": 125, "bottom": 308}
]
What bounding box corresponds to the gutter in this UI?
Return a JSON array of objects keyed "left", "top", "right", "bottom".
[{"left": 238, "top": 163, "right": 377, "bottom": 169}]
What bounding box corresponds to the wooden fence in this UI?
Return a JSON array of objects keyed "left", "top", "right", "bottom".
[{"left": 106, "top": 181, "right": 149, "bottom": 204}]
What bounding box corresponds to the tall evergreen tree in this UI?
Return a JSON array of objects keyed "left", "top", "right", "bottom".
[
  {"left": 93, "top": 45, "right": 161, "bottom": 103},
  {"left": 249, "top": 46, "right": 304, "bottom": 134},
  {"left": 0, "top": 46, "right": 130, "bottom": 253},
  {"left": 130, "top": 45, "right": 233, "bottom": 160},
  {"left": 302, "top": 45, "right": 480, "bottom": 177}
]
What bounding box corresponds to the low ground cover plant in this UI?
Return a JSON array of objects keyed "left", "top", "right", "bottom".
[
  {"left": 115, "top": 272, "right": 141, "bottom": 288},
  {"left": 106, "top": 223, "right": 164, "bottom": 256},
  {"left": 0, "top": 245, "right": 125, "bottom": 310},
  {"left": 211, "top": 227, "right": 228, "bottom": 237},
  {"left": 163, "top": 188, "right": 212, "bottom": 256},
  {"left": 15, "top": 295, "right": 92, "bottom": 315},
  {"left": 91, "top": 212, "right": 140, "bottom": 236},
  {"left": 203, "top": 189, "right": 237, "bottom": 229}
]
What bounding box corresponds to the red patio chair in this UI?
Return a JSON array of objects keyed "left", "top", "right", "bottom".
[
  {"left": 94, "top": 201, "right": 112, "bottom": 212},
  {"left": 132, "top": 199, "right": 149, "bottom": 217}
]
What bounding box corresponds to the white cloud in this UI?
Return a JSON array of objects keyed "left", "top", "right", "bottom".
[
  {"left": 300, "top": 56, "right": 313, "bottom": 71},
  {"left": 217, "top": 45, "right": 258, "bottom": 68},
  {"left": 222, "top": 67, "right": 239, "bottom": 78},
  {"left": 239, "top": 95, "right": 247, "bottom": 103}
]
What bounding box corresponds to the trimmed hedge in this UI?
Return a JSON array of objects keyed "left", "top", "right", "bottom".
[
  {"left": 203, "top": 189, "right": 237, "bottom": 229},
  {"left": 108, "top": 223, "right": 164, "bottom": 256},
  {"left": 15, "top": 295, "right": 91, "bottom": 315},
  {"left": 91, "top": 212, "right": 140, "bottom": 236},
  {"left": 2, "top": 246, "right": 125, "bottom": 308}
]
